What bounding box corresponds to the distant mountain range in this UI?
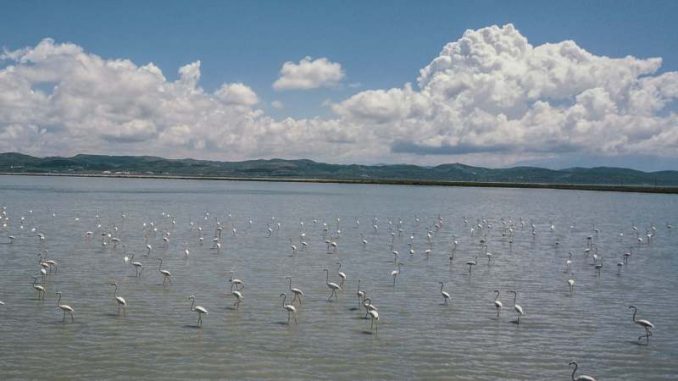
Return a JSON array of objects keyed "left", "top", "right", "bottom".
[{"left": 1, "top": 152, "right": 677, "bottom": 189}]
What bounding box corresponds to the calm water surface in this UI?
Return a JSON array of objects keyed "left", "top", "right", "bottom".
[{"left": 0, "top": 175, "right": 677, "bottom": 380}]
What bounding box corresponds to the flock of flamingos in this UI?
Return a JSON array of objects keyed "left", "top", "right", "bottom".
[{"left": 0, "top": 204, "right": 669, "bottom": 380}]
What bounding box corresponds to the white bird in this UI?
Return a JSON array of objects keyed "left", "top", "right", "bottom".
[
  {"left": 280, "top": 293, "right": 297, "bottom": 324},
  {"left": 156, "top": 258, "right": 172, "bottom": 286},
  {"left": 55, "top": 291, "right": 74, "bottom": 322},
  {"left": 569, "top": 361, "right": 597, "bottom": 381},
  {"left": 323, "top": 268, "right": 341, "bottom": 301},
  {"left": 125, "top": 254, "right": 143, "bottom": 277},
  {"left": 466, "top": 256, "right": 478, "bottom": 274},
  {"left": 567, "top": 279, "right": 575, "bottom": 295},
  {"left": 286, "top": 276, "right": 304, "bottom": 305},
  {"left": 629, "top": 305, "right": 654, "bottom": 344},
  {"left": 336, "top": 262, "right": 347, "bottom": 287},
  {"left": 232, "top": 290, "right": 243, "bottom": 309},
  {"left": 391, "top": 262, "right": 404, "bottom": 286},
  {"left": 229, "top": 271, "right": 244, "bottom": 291},
  {"left": 110, "top": 282, "right": 127, "bottom": 316},
  {"left": 356, "top": 279, "right": 366, "bottom": 305},
  {"left": 32, "top": 276, "right": 46, "bottom": 300},
  {"left": 493, "top": 289, "right": 503, "bottom": 318},
  {"left": 439, "top": 282, "right": 451, "bottom": 304},
  {"left": 188, "top": 295, "right": 208, "bottom": 327},
  {"left": 508, "top": 290, "right": 524, "bottom": 324},
  {"left": 368, "top": 308, "right": 379, "bottom": 332}
]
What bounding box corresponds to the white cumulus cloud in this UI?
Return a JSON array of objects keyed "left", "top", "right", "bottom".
[
  {"left": 1, "top": 26, "right": 677, "bottom": 169},
  {"left": 273, "top": 56, "right": 345, "bottom": 90}
]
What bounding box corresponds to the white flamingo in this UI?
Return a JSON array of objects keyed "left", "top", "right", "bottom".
[
  {"left": 629, "top": 305, "right": 654, "bottom": 344},
  {"left": 508, "top": 290, "right": 524, "bottom": 324},
  {"left": 32, "top": 276, "right": 46, "bottom": 300},
  {"left": 232, "top": 290, "right": 243, "bottom": 309},
  {"left": 110, "top": 282, "right": 127, "bottom": 316},
  {"left": 391, "top": 262, "right": 404, "bottom": 286},
  {"left": 188, "top": 295, "right": 208, "bottom": 327},
  {"left": 280, "top": 293, "right": 297, "bottom": 324},
  {"left": 439, "top": 282, "right": 451, "bottom": 304},
  {"left": 156, "top": 258, "right": 172, "bottom": 286},
  {"left": 286, "top": 276, "right": 304, "bottom": 305},
  {"left": 55, "top": 291, "right": 74, "bottom": 322},
  {"left": 229, "top": 271, "right": 244, "bottom": 291},
  {"left": 466, "top": 256, "right": 478, "bottom": 274},
  {"left": 493, "top": 289, "right": 503, "bottom": 318},
  {"left": 567, "top": 279, "right": 575, "bottom": 295},
  {"left": 323, "top": 268, "right": 341, "bottom": 301},
  {"left": 124, "top": 254, "right": 143, "bottom": 277},
  {"left": 569, "top": 361, "right": 597, "bottom": 381},
  {"left": 336, "top": 262, "right": 347, "bottom": 287}
]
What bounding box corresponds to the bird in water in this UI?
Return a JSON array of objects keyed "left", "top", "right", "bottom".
[
  {"left": 188, "top": 295, "right": 208, "bottom": 327},
  {"left": 493, "top": 290, "right": 503, "bottom": 318},
  {"left": 508, "top": 290, "right": 524, "bottom": 324},
  {"left": 32, "top": 276, "right": 46, "bottom": 300},
  {"left": 628, "top": 305, "right": 654, "bottom": 345},
  {"left": 286, "top": 276, "right": 304, "bottom": 305},
  {"left": 110, "top": 282, "right": 127, "bottom": 316},
  {"left": 562, "top": 276, "right": 573, "bottom": 294},
  {"left": 55, "top": 291, "right": 74, "bottom": 322},
  {"left": 439, "top": 282, "right": 451, "bottom": 304},
  {"left": 466, "top": 256, "right": 478, "bottom": 275},
  {"left": 280, "top": 293, "right": 297, "bottom": 324},
  {"left": 323, "top": 268, "right": 341, "bottom": 301},
  {"left": 569, "top": 361, "right": 597, "bottom": 381}
]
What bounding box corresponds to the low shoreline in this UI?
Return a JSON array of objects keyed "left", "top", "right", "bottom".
[{"left": 2, "top": 171, "right": 678, "bottom": 194}]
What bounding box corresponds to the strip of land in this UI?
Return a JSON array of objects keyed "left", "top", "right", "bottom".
[{"left": 1, "top": 152, "right": 677, "bottom": 194}]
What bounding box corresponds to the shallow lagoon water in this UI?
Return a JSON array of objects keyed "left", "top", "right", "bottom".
[{"left": 0, "top": 175, "right": 677, "bottom": 380}]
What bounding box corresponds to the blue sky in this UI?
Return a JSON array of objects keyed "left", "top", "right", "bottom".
[{"left": 1, "top": 1, "right": 677, "bottom": 169}]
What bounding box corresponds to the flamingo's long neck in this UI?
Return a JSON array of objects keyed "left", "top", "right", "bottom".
[
  {"left": 325, "top": 270, "right": 329, "bottom": 284},
  {"left": 158, "top": 259, "right": 162, "bottom": 270},
  {"left": 495, "top": 292, "right": 500, "bottom": 302},
  {"left": 190, "top": 298, "right": 195, "bottom": 311},
  {"left": 288, "top": 278, "right": 293, "bottom": 290},
  {"left": 513, "top": 293, "right": 517, "bottom": 304},
  {"left": 571, "top": 363, "right": 577, "bottom": 381},
  {"left": 113, "top": 285, "right": 118, "bottom": 297},
  {"left": 281, "top": 294, "right": 287, "bottom": 307},
  {"left": 56, "top": 294, "right": 62, "bottom": 305},
  {"left": 632, "top": 308, "right": 637, "bottom": 322}
]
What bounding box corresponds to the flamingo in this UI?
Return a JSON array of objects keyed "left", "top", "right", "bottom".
[
  {"left": 493, "top": 290, "right": 503, "bottom": 318},
  {"left": 391, "top": 262, "right": 403, "bottom": 286},
  {"left": 232, "top": 290, "right": 243, "bottom": 309},
  {"left": 508, "top": 290, "right": 524, "bottom": 324},
  {"left": 567, "top": 279, "right": 575, "bottom": 295},
  {"left": 368, "top": 308, "right": 379, "bottom": 332},
  {"left": 110, "top": 282, "right": 127, "bottom": 316},
  {"left": 362, "top": 297, "right": 378, "bottom": 319},
  {"left": 439, "top": 282, "right": 451, "bottom": 304},
  {"left": 628, "top": 305, "right": 654, "bottom": 344},
  {"left": 336, "top": 262, "right": 347, "bottom": 287},
  {"left": 569, "top": 361, "right": 597, "bottom": 381},
  {"left": 280, "top": 293, "right": 297, "bottom": 324},
  {"left": 323, "top": 268, "right": 341, "bottom": 301},
  {"left": 32, "top": 276, "right": 45, "bottom": 300},
  {"left": 466, "top": 256, "right": 478, "bottom": 274},
  {"left": 156, "top": 258, "right": 172, "bottom": 286},
  {"left": 55, "top": 291, "right": 74, "bottom": 322},
  {"left": 356, "top": 279, "right": 366, "bottom": 305},
  {"left": 124, "top": 254, "right": 143, "bottom": 277},
  {"left": 228, "top": 271, "right": 244, "bottom": 291},
  {"left": 286, "top": 276, "right": 304, "bottom": 305},
  {"left": 188, "top": 295, "right": 208, "bottom": 327}
]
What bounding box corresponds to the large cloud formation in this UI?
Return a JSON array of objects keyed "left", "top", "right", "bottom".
[{"left": 1, "top": 24, "right": 677, "bottom": 167}]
